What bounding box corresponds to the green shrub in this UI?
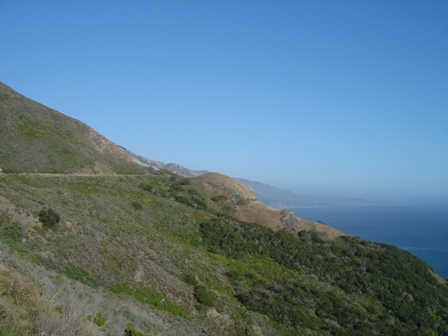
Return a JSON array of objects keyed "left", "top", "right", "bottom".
[
  {"left": 91, "top": 312, "right": 108, "bottom": 326},
  {"left": 211, "top": 195, "right": 227, "bottom": 202},
  {"left": 194, "top": 285, "right": 216, "bottom": 306},
  {"left": 63, "top": 263, "right": 100, "bottom": 287},
  {"left": 183, "top": 273, "right": 199, "bottom": 287},
  {"left": 111, "top": 284, "right": 188, "bottom": 318},
  {"left": 0, "top": 220, "right": 30, "bottom": 255},
  {"left": 131, "top": 201, "right": 143, "bottom": 210},
  {"left": 124, "top": 326, "right": 147, "bottom": 336},
  {"left": 0, "top": 222, "right": 23, "bottom": 243},
  {"left": 0, "top": 327, "right": 13, "bottom": 336},
  {"left": 38, "top": 207, "right": 60, "bottom": 228}
]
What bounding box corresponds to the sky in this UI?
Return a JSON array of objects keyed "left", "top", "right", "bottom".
[{"left": 1, "top": 0, "right": 447, "bottom": 204}]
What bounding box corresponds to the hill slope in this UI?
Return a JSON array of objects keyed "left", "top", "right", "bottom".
[{"left": 0, "top": 82, "right": 145, "bottom": 175}]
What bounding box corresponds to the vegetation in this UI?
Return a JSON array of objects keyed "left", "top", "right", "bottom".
[
  {"left": 124, "top": 326, "right": 147, "bottom": 336},
  {"left": 199, "top": 218, "right": 448, "bottom": 334},
  {"left": 0, "top": 262, "right": 91, "bottom": 335},
  {"left": 1, "top": 173, "right": 446, "bottom": 335},
  {"left": 111, "top": 283, "right": 188, "bottom": 318},
  {"left": 38, "top": 207, "right": 61, "bottom": 228},
  {"left": 91, "top": 312, "right": 108, "bottom": 326},
  {"left": 132, "top": 201, "right": 143, "bottom": 210},
  {"left": 194, "top": 285, "right": 216, "bottom": 306},
  {"left": 139, "top": 172, "right": 207, "bottom": 210},
  {"left": 0, "top": 218, "right": 29, "bottom": 255}
]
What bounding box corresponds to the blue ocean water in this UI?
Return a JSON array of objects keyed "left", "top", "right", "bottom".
[{"left": 291, "top": 205, "right": 448, "bottom": 279}]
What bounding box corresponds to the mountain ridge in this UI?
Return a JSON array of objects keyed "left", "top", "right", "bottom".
[
  {"left": 0, "top": 81, "right": 145, "bottom": 175},
  {"left": 126, "top": 149, "right": 208, "bottom": 177}
]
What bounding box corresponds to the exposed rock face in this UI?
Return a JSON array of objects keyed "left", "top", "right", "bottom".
[{"left": 196, "top": 172, "right": 346, "bottom": 240}]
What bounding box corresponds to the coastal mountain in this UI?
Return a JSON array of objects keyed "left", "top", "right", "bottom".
[
  {"left": 235, "top": 178, "right": 389, "bottom": 208},
  {"left": 0, "top": 82, "right": 145, "bottom": 175},
  {"left": 1, "top": 82, "right": 447, "bottom": 336}
]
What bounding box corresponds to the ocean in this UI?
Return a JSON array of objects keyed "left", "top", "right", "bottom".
[{"left": 291, "top": 205, "right": 448, "bottom": 279}]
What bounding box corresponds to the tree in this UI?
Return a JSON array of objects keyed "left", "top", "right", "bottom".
[{"left": 38, "top": 207, "right": 60, "bottom": 228}]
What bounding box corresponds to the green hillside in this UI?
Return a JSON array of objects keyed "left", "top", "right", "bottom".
[
  {"left": 0, "top": 83, "right": 447, "bottom": 335},
  {"left": 0, "top": 82, "right": 144, "bottom": 175}
]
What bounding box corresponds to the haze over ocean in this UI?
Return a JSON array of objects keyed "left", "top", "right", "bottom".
[{"left": 292, "top": 205, "right": 448, "bottom": 279}]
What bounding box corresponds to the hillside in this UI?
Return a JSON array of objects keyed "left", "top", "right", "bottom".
[
  {"left": 0, "top": 83, "right": 447, "bottom": 336},
  {"left": 0, "top": 82, "right": 145, "bottom": 175}
]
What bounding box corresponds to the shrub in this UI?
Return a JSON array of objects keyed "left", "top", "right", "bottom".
[
  {"left": 211, "top": 195, "right": 227, "bottom": 202},
  {"left": 38, "top": 207, "right": 60, "bottom": 229},
  {"left": 131, "top": 201, "right": 143, "bottom": 210},
  {"left": 0, "top": 221, "right": 29, "bottom": 255},
  {"left": 63, "top": 263, "right": 100, "bottom": 287},
  {"left": 194, "top": 285, "right": 216, "bottom": 306},
  {"left": 111, "top": 284, "right": 188, "bottom": 318},
  {"left": 91, "top": 312, "right": 108, "bottom": 326},
  {"left": 183, "top": 273, "right": 199, "bottom": 287},
  {"left": 124, "top": 326, "right": 147, "bottom": 336}
]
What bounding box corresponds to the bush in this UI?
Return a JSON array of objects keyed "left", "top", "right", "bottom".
[
  {"left": 194, "top": 285, "right": 216, "bottom": 306},
  {"left": 38, "top": 207, "right": 60, "bottom": 229},
  {"left": 124, "top": 326, "right": 147, "bottom": 336},
  {"left": 0, "top": 221, "right": 29, "bottom": 255},
  {"left": 63, "top": 263, "right": 100, "bottom": 287},
  {"left": 91, "top": 312, "right": 108, "bottom": 326},
  {"left": 131, "top": 201, "right": 143, "bottom": 210},
  {"left": 111, "top": 284, "right": 188, "bottom": 318},
  {"left": 183, "top": 273, "right": 199, "bottom": 287},
  {"left": 211, "top": 195, "right": 227, "bottom": 202}
]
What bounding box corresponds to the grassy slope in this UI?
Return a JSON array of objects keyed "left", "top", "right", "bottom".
[
  {"left": 0, "top": 82, "right": 144, "bottom": 175},
  {"left": 1, "top": 172, "right": 447, "bottom": 336}
]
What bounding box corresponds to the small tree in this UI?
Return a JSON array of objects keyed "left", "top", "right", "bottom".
[
  {"left": 194, "top": 285, "right": 216, "bottom": 306},
  {"left": 38, "top": 207, "right": 60, "bottom": 229}
]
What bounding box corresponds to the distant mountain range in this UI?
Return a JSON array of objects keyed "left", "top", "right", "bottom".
[
  {"left": 128, "top": 149, "right": 387, "bottom": 208},
  {"left": 235, "top": 178, "right": 390, "bottom": 208}
]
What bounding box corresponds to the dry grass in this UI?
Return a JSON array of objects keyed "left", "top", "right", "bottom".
[{"left": 0, "top": 262, "right": 93, "bottom": 336}]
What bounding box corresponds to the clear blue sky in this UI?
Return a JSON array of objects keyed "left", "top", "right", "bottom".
[{"left": 1, "top": 1, "right": 447, "bottom": 203}]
